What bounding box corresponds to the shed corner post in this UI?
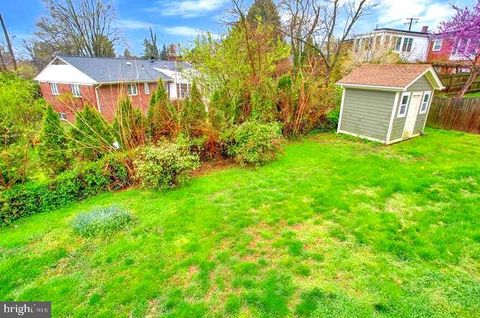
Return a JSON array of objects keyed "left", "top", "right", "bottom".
[
  {"left": 337, "top": 86, "right": 346, "bottom": 134},
  {"left": 386, "top": 91, "right": 401, "bottom": 144}
]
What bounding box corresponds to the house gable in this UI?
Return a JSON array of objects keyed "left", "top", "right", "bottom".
[{"left": 34, "top": 56, "right": 97, "bottom": 85}]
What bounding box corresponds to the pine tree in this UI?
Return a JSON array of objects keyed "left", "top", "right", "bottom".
[
  {"left": 38, "top": 105, "right": 69, "bottom": 175},
  {"left": 182, "top": 81, "right": 207, "bottom": 136},
  {"left": 123, "top": 48, "right": 134, "bottom": 58},
  {"left": 113, "top": 98, "right": 146, "bottom": 149},
  {"left": 246, "top": 0, "right": 281, "bottom": 30},
  {"left": 143, "top": 27, "right": 159, "bottom": 59},
  {"left": 160, "top": 44, "right": 168, "bottom": 60},
  {"left": 70, "top": 104, "right": 115, "bottom": 161},
  {"left": 146, "top": 83, "right": 174, "bottom": 142}
]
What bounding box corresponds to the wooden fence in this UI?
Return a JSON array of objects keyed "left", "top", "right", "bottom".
[
  {"left": 439, "top": 73, "right": 480, "bottom": 94},
  {"left": 427, "top": 96, "right": 480, "bottom": 134}
]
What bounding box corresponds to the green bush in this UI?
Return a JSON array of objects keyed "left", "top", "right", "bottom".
[
  {"left": 0, "top": 153, "right": 132, "bottom": 225},
  {"left": 326, "top": 107, "right": 340, "bottom": 129},
  {"left": 134, "top": 143, "right": 200, "bottom": 190},
  {"left": 72, "top": 205, "right": 134, "bottom": 237},
  {"left": 226, "top": 121, "right": 283, "bottom": 166}
]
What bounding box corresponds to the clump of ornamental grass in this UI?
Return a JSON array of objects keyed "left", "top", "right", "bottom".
[{"left": 72, "top": 205, "right": 134, "bottom": 237}]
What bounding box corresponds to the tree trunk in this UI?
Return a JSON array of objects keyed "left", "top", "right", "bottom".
[{"left": 456, "top": 67, "right": 479, "bottom": 99}]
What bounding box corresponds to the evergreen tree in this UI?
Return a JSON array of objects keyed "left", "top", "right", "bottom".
[
  {"left": 143, "top": 27, "right": 159, "bottom": 59},
  {"left": 160, "top": 44, "right": 168, "bottom": 60},
  {"left": 146, "top": 83, "right": 175, "bottom": 142},
  {"left": 182, "top": 81, "right": 207, "bottom": 136},
  {"left": 247, "top": 0, "right": 281, "bottom": 30},
  {"left": 70, "top": 104, "right": 115, "bottom": 161},
  {"left": 122, "top": 48, "right": 134, "bottom": 58},
  {"left": 38, "top": 105, "right": 69, "bottom": 175},
  {"left": 113, "top": 98, "right": 146, "bottom": 149}
]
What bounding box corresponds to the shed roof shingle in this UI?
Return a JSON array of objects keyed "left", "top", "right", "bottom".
[
  {"left": 58, "top": 55, "right": 192, "bottom": 83},
  {"left": 337, "top": 64, "right": 433, "bottom": 89}
]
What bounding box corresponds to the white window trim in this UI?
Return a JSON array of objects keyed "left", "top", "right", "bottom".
[
  {"left": 59, "top": 112, "right": 67, "bottom": 121},
  {"left": 127, "top": 83, "right": 138, "bottom": 96},
  {"left": 432, "top": 40, "right": 442, "bottom": 52},
  {"left": 397, "top": 92, "right": 411, "bottom": 118},
  {"left": 50, "top": 83, "right": 59, "bottom": 96},
  {"left": 144, "top": 82, "right": 150, "bottom": 95},
  {"left": 419, "top": 91, "right": 431, "bottom": 114},
  {"left": 71, "top": 84, "right": 81, "bottom": 98}
]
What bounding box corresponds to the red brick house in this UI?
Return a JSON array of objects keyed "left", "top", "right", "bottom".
[
  {"left": 35, "top": 56, "right": 193, "bottom": 121},
  {"left": 427, "top": 38, "right": 477, "bottom": 74}
]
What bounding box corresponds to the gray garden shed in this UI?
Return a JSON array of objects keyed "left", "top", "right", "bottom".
[{"left": 336, "top": 64, "right": 444, "bottom": 144}]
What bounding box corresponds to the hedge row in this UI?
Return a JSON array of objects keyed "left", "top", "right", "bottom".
[{"left": 0, "top": 154, "right": 133, "bottom": 226}]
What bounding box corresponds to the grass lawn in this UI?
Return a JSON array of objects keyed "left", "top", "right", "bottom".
[
  {"left": 1, "top": 128, "right": 480, "bottom": 317},
  {"left": 464, "top": 91, "right": 480, "bottom": 98}
]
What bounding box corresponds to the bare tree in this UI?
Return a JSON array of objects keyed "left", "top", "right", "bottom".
[
  {"left": 26, "top": 0, "right": 118, "bottom": 67},
  {"left": 280, "top": 0, "right": 378, "bottom": 80}
]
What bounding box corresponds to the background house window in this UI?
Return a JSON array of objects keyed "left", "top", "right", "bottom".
[
  {"left": 127, "top": 83, "right": 138, "bottom": 96},
  {"left": 59, "top": 112, "right": 67, "bottom": 121},
  {"left": 144, "top": 83, "right": 150, "bottom": 95},
  {"left": 384, "top": 35, "right": 390, "bottom": 46},
  {"left": 176, "top": 83, "right": 190, "bottom": 99},
  {"left": 394, "top": 37, "right": 402, "bottom": 51},
  {"left": 420, "top": 92, "right": 431, "bottom": 114},
  {"left": 50, "top": 83, "right": 59, "bottom": 95},
  {"left": 402, "top": 38, "right": 413, "bottom": 52},
  {"left": 71, "top": 84, "right": 81, "bottom": 97},
  {"left": 398, "top": 93, "right": 410, "bottom": 117},
  {"left": 454, "top": 38, "right": 469, "bottom": 55},
  {"left": 432, "top": 40, "right": 442, "bottom": 52}
]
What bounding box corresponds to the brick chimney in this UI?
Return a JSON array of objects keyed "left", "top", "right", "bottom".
[{"left": 421, "top": 26, "right": 429, "bottom": 33}]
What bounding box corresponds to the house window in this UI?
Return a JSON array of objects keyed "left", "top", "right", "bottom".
[
  {"left": 384, "top": 35, "right": 390, "bottom": 46},
  {"left": 395, "top": 37, "right": 402, "bottom": 51},
  {"left": 50, "top": 83, "right": 59, "bottom": 95},
  {"left": 398, "top": 93, "right": 410, "bottom": 118},
  {"left": 432, "top": 40, "right": 442, "bottom": 52},
  {"left": 176, "top": 83, "right": 190, "bottom": 99},
  {"left": 59, "top": 112, "right": 67, "bottom": 121},
  {"left": 454, "top": 38, "right": 469, "bottom": 55},
  {"left": 71, "top": 84, "right": 81, "bottom": 97},
  {"left": 420, "top": 91, "right": 431, "bottom": 114},
  {"left": 127, "top": 83, "right": 138, "bottom": 96},
  {"left": 144, "top": 83, "right": 150, "bottom": 95},
  {"left": 402, "top": 38, "right": 413, "bottom": 52}
]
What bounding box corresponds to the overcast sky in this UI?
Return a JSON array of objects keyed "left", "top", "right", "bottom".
[{"left": 0, "top": 0, "right": 476, "bottom": 57}]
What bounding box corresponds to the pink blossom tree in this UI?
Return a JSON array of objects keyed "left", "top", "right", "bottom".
[{"left": 438, "top": 1, "right": 480, "bottom": 97}]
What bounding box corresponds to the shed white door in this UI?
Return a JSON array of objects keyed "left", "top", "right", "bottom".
[{"left": 403, "top": 92, "right": 422, "bottom": 138}]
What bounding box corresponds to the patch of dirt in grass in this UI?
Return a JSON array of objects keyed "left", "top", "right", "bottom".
[
  {"left": 191, "top": 159, "right": 236, "bottom": 177},
  {"left": 385, "top": 193, "right": 422, "bottom": 214},
  {"left": 352, "top": 186, "right": 380, "bottom": 198}
]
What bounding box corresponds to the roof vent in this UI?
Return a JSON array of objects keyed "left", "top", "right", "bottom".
[{"left": 126, "top": 62, "right": 132, "bottom": 66}]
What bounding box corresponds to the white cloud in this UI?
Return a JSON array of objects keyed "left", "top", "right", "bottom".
[
  {"left": 147, "top": 0, "right": 229, "bottom": 18},
  {"left": 162, "top": 26, "right": 202, "bottom": 36},
  {"left": 376, "top": 0, "right": 453, "bottom": 31},
  {"left": 116, "top": 19, "right": 155, "bottom": 30}
]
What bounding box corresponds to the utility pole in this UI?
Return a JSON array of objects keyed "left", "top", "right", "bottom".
[
  {"left": 0, "top": 13, "right": 17, "bottom": 71},
  {"left": 405, "top": 17, "right": 419, "bottom": 31}
]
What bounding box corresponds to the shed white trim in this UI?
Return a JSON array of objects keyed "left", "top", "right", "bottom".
[
  {"left": 337, "top": 88, "right": 346, "bottom": 133},
  {"left": 386, "top": 92, "right": 400, "bottom": 142},
  {"left": 338, "top": 129, "right": 385, "bottom": 143},
  {"left": 337, "top": 83, "right": 404, "bottom": 92}
]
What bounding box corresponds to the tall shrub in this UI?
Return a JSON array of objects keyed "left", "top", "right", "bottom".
[
  {"left": 38, "top": 105, "right": 69, "bottom": 176},
  {"left": 181, "top": 81, "right": 207, "bottom": 136},
  {"left": 70, "top": 104, "right": 116, "bottom": 161},
  {"left": 113, "top": 97, "right": 146, "bottom": 149},
  {"left": 146, "top": 83, "right": 176, "bottom": 142}
]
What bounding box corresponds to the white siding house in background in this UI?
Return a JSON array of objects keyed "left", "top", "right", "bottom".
[{"left": 351, "top": 27, "right": 430, "bottom": 63}]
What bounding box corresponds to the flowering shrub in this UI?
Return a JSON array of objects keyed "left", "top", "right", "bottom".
[
  {"left": 226, "top": 121, "right": 283, "bottom": 166},
  {"left": 134, "top": 143, "right": 200, "bottom": 190}
]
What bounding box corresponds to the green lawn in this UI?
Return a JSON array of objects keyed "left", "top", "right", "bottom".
[{"left": 2, "top": 128, "right": 480, "bottom": 317}]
